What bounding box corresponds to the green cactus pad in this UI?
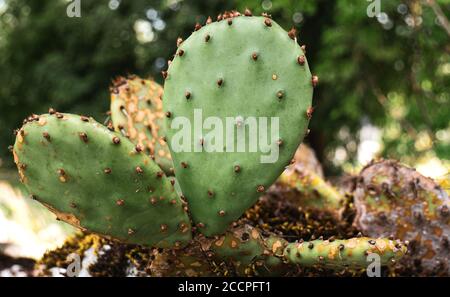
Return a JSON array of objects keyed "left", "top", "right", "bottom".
[
  {"left": 163, "top": 14, "right": 314, "bottom": 236},
  {"left": 284, "top": 237, "right": 407, "bottom": 269},
  {"left": 110, "top": 76, "right": 173, "bottom": 173},
  {"left": 13, "top": 113, "right": 191, "bottom": 247}
]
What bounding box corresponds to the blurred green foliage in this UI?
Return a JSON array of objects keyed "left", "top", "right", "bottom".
[{"left": 0, "top": 0, "right": 448, "bottom": 173}]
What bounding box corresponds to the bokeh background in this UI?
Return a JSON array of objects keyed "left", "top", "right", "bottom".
[{"left": 0, "top": 0, "right": 449, "bottom": 264}]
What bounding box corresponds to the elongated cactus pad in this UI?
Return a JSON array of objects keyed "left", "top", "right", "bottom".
[
  {"left": 284, "top": 237, "right": 406, "bottom": 269},
  {"left": 164, "top": 12, "right": 314, "bottom": 236},
  {"left": 354, "top": 160, "right": 450, "bottom": 275},
  {"left": 13, "top": 113, "right": 191, "bottom": 247},
  {"left": 150, "top": 224, "right": 406, "bottom": 276},
  {"left": 110, "top": 76, "right": 173, "bottom": 173}
]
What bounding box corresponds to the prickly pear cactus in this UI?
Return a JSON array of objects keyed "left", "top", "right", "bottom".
[
  {"left": 110, "top": 76, "right": 173, "bottom": 173},
  {"left": 353, "top": 160, "right": 450, "bottom": 275},
  {"left": 13, "top": 112, "right": 191, "bottom": 247},
  {"left": 163, "top": 12, "right": 315, "bottom": 236}
]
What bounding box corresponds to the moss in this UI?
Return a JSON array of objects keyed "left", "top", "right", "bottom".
[{"left": 37, "top": 232, "right": 153, "bottom": 276}]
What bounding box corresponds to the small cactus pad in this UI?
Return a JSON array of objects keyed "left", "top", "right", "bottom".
[
  {"left": 353, "top": 160, "right": 450, "bottom": 275},
  {"left": 110, "top": 76, "right": 173, "bottom": 173},
  {"left": 277, "top": 160, "right": 344, "bottom": 213},
  {"left": 163, "top": 13, "right": 314, "bottom": 236},
  {"left": 284, "top": 237, "right": 407, "bottom": 268},
  {"left": 13, "top": 113, "right": 191, "bottom": 247}
]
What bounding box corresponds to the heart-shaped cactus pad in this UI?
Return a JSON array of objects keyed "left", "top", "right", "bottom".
[{"left": 163, "top": 14, "right": 314, "bottom": 236}]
